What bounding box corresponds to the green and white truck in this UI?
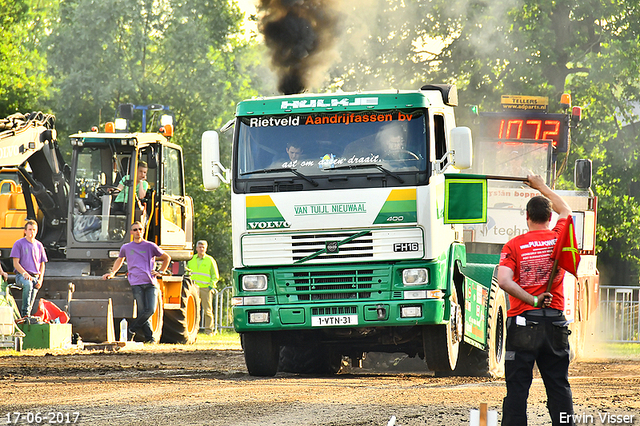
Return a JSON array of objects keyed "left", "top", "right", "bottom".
[{"left": 201, "top": 85, "right": 594, "bottom": 377}]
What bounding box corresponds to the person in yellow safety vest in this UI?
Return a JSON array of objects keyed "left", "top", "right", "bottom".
[{"left": 186, "top": 240, "right": 220, "bottom": 335}]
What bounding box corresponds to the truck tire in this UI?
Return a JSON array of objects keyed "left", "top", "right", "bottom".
[
  {"left": 242, "top": 332, "right": 279, "bottom": 377},
  {"left": 423, "top": 285, "right": 462, "bottom": 372},
  {"left": 278, "top": 345, "right": 342, "bottom": 375},
  {"left": 453, "top": 283, "right": 507, "bottom": 378},
  {"left": 151, "top": 292, "right": 164, "bottom": 342},
  {"left": 161, "top": 278, "right": 200, "bottom": 344},
  {"left": 486, "top": 286, "right": 507, "bottom": 377}
]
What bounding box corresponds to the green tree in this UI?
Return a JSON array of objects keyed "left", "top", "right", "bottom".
[
  {"left": 328, "top": 0, "right": 640, "bottom": 284},
  {"left": 45, "top": 0, "right": 263, "bottom": 282},
  {"left": 0, "top": 0, "right": 52, "bottom": 115}
]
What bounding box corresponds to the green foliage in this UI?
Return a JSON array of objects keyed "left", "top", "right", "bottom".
[
  {"left": 46, "top": 0, "right": 245, "bottom": 134},
  {"left": 0, "top": 0, "right": 51, "bottom": 115},
  {"left": 43, "top": 0, "right": 264, "bottom": 283}
]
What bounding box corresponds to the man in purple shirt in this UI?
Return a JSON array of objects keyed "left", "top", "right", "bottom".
[
  {"left": 103, "top": 221, "right": 171, "bottom": 343},
  {"left": 10, "top": 220, "right": 48, "bottom": 318}
]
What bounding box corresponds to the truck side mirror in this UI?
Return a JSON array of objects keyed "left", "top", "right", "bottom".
[
  {"left": 574, "top": 159, "right": 592, "bottom": 189},
  {"left": 202, "top": 131, "right": 230, "bottom": 190},
  {"left": 118, "top": 104, "right": 134, "bottom": 120},
  {"left": 450, "top": 127, "right": 473, "bottom": 170}
]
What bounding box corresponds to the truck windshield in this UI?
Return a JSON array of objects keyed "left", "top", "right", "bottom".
[
  {"left": 236, "top": 110, "right": 428, "bottom": 178},
  {"left": 71, "top": 147, "right": 130, "bottom": 242}
]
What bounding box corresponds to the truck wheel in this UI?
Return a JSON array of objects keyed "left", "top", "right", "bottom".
[
  {"left": 423, "top": 285, "right": 462, "bottom": 372},
  {"left": 279, "top": 345, "right": 342, "bottom": 375},
  {"left": 242, "top": 332, "right": 279, "bottom": 377},
  {"left": 161, "top": 278, "right": 200, "bottom": 344},
  {"left": 485, "top": 286, "right": 506, "bottom": 378}
]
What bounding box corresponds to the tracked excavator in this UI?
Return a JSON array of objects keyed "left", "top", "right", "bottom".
[{"left": 0, "top": 106, "right": 200, "bottom": 344}]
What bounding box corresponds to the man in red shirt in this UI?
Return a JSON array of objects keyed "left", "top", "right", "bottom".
[{"left": 498, "top": 175, "right": 575, "bottom": 426}]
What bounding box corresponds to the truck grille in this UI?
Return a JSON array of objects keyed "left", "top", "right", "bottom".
[
  {"left": 275, "top": 266, "right": 390, "bottom": 302},
  {"left": 291, "top": 232, "right": 373, "bottom": 261},
  {"left": 241, "top": 228, "right": 424, "bottom": 266}
]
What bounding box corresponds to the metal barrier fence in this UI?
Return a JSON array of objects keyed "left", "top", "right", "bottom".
[
  {"left": 215, "top": 286, "right": 234, "bottom": 333},
  {"left": 199, "top": 286, "right": 234, "bottom": 334},
  {"left": 598, "top": 285, "right": 640, "bottom": 343}
]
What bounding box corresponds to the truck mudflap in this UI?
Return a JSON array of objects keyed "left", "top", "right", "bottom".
[{"left": 455, "top": 275, "right": 507, "bottom": 378}]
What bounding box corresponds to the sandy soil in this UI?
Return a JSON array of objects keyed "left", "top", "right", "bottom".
[{"left": 0, "top": 339, "right": 638, "bottom": 426}]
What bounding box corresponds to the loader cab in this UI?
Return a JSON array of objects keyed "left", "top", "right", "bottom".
[{"left": 65, "top": 133, "right": 193, "bottom": 263}]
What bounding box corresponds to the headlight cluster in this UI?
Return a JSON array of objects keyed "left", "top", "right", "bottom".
[
  {"left": 402, "top": 268, "right": 429, "bottom": 285},
  {"left": 242, "top": 274, "right": 268, "bottom": 291}
]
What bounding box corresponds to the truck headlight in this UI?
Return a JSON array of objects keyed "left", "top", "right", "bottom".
[
  {"left": 402, "top": 268, "right": 428, "bottom": 285},
  {"left": 242, "top": 274, "right": 268, "bottom": 291},
  {"left": 400, "top": 306, "right": 422, "bottom": 318},
  {"left": 248, "top": 311, "right": 270, "bottom": 324}
]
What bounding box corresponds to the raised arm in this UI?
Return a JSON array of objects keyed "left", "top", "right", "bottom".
[{"left": 526, "top": 175, "right": 571, "bottom": 219}]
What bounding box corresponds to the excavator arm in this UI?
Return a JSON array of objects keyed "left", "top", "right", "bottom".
[{"left": 0, "top": 112, "right": 69, "bottom": 254}]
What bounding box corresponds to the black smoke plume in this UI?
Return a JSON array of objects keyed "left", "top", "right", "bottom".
[{"left": 259, "top": 0, "right": 340, "bottom": 94}]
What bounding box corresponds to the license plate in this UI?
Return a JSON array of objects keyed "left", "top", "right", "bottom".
[{"left": 311, "top": 314, "right": 358, "bottom": 327}]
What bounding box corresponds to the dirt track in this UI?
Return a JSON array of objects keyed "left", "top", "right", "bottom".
[{"left": 0, "top": 339, "right": 638, "bottom": 426}]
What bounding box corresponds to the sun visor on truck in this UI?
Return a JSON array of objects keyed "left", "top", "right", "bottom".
[{"left": 443, "top": 174, "right": 488, "bottom": 224}]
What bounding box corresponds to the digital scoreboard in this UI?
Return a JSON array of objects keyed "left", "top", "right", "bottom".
[{"left": 478, "top": 111, "right": 570, "bottom": 153}]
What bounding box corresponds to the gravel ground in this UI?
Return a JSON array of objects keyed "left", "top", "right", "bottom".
[{"left": 0, "top": 337, "right": 638, "bottom": 426}]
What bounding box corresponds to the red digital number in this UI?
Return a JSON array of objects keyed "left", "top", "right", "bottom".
[
  {"left": 488, "top": 115, "right": 566, "bottom": 151},
  {"left": 499, "top": 119, "right": 524, "bottom": 139},
  {"left": 497, "top": 118, "right": 560, "bottom": 145},
  {"left": 526, "top": 120, "right": 542, "bottom": 139},
  {"left": 542, "top": 120, "right": 560, "bottom": 143},
  {"left": 506, "top": 119, "right": 523, "bottom": 139}
]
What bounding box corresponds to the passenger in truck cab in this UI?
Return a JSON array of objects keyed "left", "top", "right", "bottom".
[
  {"left": 112, "top": 160, "right": 149, "bottom": 214},
  {"left": 273, "top": 142, "right": 305, "bottom": 168},
  {"left": 376, "top": 121, "right": 419, "bottom": 163},
  {"left": 376, "top": 121, "right": 406, "bottom": 151},
  {"left": 286, "top": 142, "right": 304, "bottom": 162}
]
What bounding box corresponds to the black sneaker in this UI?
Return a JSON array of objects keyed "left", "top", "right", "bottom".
[{"left": 143, "top": 338, "right": 156, "bottom": 344}]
